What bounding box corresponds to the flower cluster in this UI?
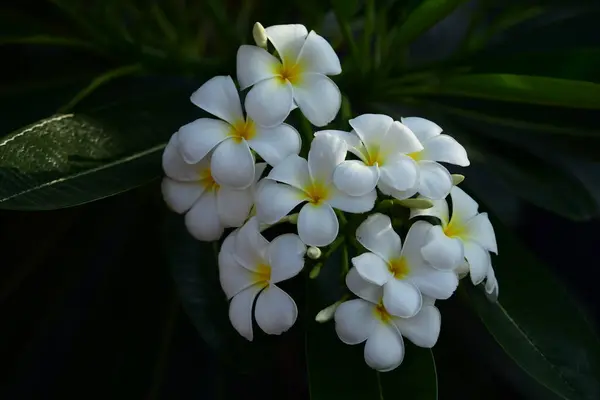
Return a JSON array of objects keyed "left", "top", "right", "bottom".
[{"left": 162, "top": 22, "right": 499, "bottom": 372}]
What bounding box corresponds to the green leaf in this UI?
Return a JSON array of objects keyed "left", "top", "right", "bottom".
[
  {"left": 463, "top": 216, "right": 600, "bottom": 400},
  {"left": 422, "top": 74, "right": 600, "bottom": 109},
  {"left": 0, "top": 80, "right": 198, "bottom": 210},
  {"left": 392, "top": 0, "right": 469, "bottom": 47},
  {"left": 332, "top": 0, "right": 361, "bottom": 19},
  {"left": 305, "top": 247, "right": 438, "bottom": 399}
]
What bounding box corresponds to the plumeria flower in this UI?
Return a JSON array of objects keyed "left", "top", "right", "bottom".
[
  {"left": 327, "top": 114, "right": 423, "bottom": 197},
  {"left": 237, "top": 24, "right": 342, "bottom": 127},
  {"left": 334, "top": 267, "right": 441, "bottom": 372},
  {"left": 411, "top": 186, "right": 498, "bottom": 285},
  {"left": 218, "top": 217, "right": 306, "bottom": 341},
  {"left": 177, "top": 75, "right": 301, "bottom": 189},
  {"left": 256, "top": 132, "right": 376, "bottom": 247},
  {"left": 161, "top": 133, "right": 265, "bottom": 241},
  {"left": 351, "top": 214, "right": 458, "bottom": 317},
  {"left": 382, "top": 117, "right": 469, "bottom": 200}
]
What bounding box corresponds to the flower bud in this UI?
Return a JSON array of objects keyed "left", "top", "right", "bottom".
[
  {"left": 309, "top": 264, "right": 321, "bottom": 279},
  {"left": 397, "top": 198, "right": 433, "bottom": 210},
  {"left": 252, "top": 22, "right": 268, "bottom": 48},
  {"left": 315, "top": 301, "right": 341, "bottom": 323},
  {"left": 452, "top": 174, "right": 465, "bottom": 185},
  {"left": 307, "top": 246, "right": 322, "bottom": 260}
]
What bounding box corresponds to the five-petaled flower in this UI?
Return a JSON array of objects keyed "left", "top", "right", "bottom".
[
  {"left": 256, "top": 131, "right": 376, "bottom": 246},
  {"left": 237, "top": 24, "right": 342, "bottom": 128},
  {"left": 177, "top": 75, "right": 301, "bottom": 189},
  {"left": 351, "top": 213, "right": 458, "bottom": 318},
  {"left": 219, "top": 217, "right": 307, "bottom": 341},
  {"left": 335, "top": 267, "right": 441, "bottom": 372}
]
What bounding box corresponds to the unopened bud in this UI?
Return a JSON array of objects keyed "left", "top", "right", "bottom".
[
  {"left": 452, "top": 174, "right": 465, "bottom": 185},
  {"left": 309, "top": 264, "right": 321, "bottom": 279},
  {"left": 307, "top": 246, "right": 321, "bottom": 260},
  {"left": 315, "top": 301, "right": 341, "bottom": 323},
  {"left": 252, "top": 22, "right": 268, "bottom": 48},
  {"left": 397, "top": 198, "right": 433, "bottom": 210}
]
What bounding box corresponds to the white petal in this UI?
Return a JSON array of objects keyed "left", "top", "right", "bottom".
[
  {"left": 245, "top": 78, "right": 293, "bottom": 128},
  {"left": 255, "top": 181, "right": 306, "bottom": 224},
  {"left": 267, "top": 154, "right": 311, "bottom": 190},
  {"left": 464, "top": 213, "right": 498, "bottom": 253},
  {"left": 236, "top": 45, "right": 279, "bottom": 89},
  {"left": 293, "top": 73, "right": 341, "bottom": 127},
  {"left": 464, "top": 241, "right": 491, "bottom": 285},
  {"left": 417, "top": 160, "right": 452, "bottom": 200},
  {"left": 234, "top": 217, "right": 270, "bottom": 271},
  {"left": 328, "top": 187, "right": 376, "bottom": 213},
  {"left": 420, "top": 225, "right": 465, "bottom": 271},
  {"left": 255, "top": 285, "right": 298, "bottom": 335},
  {"left": 219, "top": 231, "right": 257, "bottom": 299},
  {"left": 383, "top": 279, "right": 422, "bottom": 318},
  {"left": 316, "top": 129, "right": 364, "bottom": 153},
  {"left": 177, "top": 118, "right": 231, "bottom": 164},
  {"left": 409, "top": 197, "right": 449, "bottom": 226},
  {"left": 399, "top": 220, "right": 431, "bottom": 267},
  {"left": 346, "top": 267, "right": 383, "bottom": 304},
  {"left": 211, "top": 139, "right": 255, "bottom": 189},
  {"left": 265, "top": 24, "right": 308, "bottom": 64},
  {"left": 190, "top": 75, "right": 243, "bottom": 125},
  {"left": 384, "top": 121, "right": 423, "bottom": 154},
  {"left": 450, "top": 186, "right": 479, "bottom": 223},
  {"left": 268, "top": 234, "right": 306, "bottom": 283},
  {"left": 401, "top": 117, "right": 442, "bottom": 142},
  {"left": 309, "top": 131, "right": 347, "bottom": 183},
  {"left": 162, "top": 132, "right": 201, "bottom": 181},
  {"left": 185, "top": 192, "right": 224, "bottom": 241},
  {"left": 349, "top": 114, "right": 393, "bottom": 151},
  {"left": 216, "top": 186, "right": 253, "bottom": 227},
  {"left": 421, "top": 134, "right": 469, "bottom": 166},
  {"left": 408, "top": 269, "right": 459, "bottom": 300},
  {"left": 377, "top": 180, "right": 418, "bottom": 201},
  {"left": 394, "top": 305, "right": 441, "bottom": 348},
  {"left": 352, "top": 252, "right": 393, "bottom": 286},
  {"left": 297, "top": 203, "right": 338, "bottom": 246},
  {"left": 333, "top": 160, "right": 379, "bottom": 196},
  {"left": 248, "top": 123, "right": 301, "bottom": 166},
  {"left": 334, "top": 299, "right": 377, "bottom": 344},
  {"left": 229, "top": 283, "right": 264, "bottom": 341},
  {"left": 355, "top": 213, "right": 402, "bottom": 261},
  {"left": 364, "top": 324, "right": 405, "bottom": 372},
  {"left": 296, "top": 30, "right": 341, "bottom": 75},
  {"left": 379, "top": 154, "right": 419, "bottom": 191},
  {"left": 161, "top": 178, "right": 203, "bottom": 214},
  {"left": 485, "top": 265, "right": 499, "bottom": 300}
]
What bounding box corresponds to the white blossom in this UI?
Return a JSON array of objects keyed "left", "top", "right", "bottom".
[
  {"left": 177, "top": 75, "right": 301, "bottom": 189},
  {"left": 161, "top": 133, "right": 265, "bottom": 241},
  {"left": 411, "top": 186, "right": 498, "bottom": 285},
  {"left": 237, "top": 24, "right": 342, "bottom": 127},
  {"left": 219, "top": 217, "right": 306, "bottom": 340},
  {"left": 256, "top": 131, "right": 376, "bottom": 246},
  {"left": 334, "top": 268, "right": 441, "bottom": 372},
  {"left": 351, "top": 213, "right": 458, "bottom": 317}
]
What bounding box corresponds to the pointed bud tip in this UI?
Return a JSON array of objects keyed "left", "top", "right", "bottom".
[
  {"left": 452, "top": 174, "right": 465, "bottom": 185},
  {"left": 315, "top": 302, "right": 341, "bottom": 323},
  {"left": 252, "top": 22, "right": 268, "bottom": 48}
]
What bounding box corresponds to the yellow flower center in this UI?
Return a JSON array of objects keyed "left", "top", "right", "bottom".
[
  {"left": 305, "top": 181, "right": 329, "bottom": 206},
  {"left": 407, "top": 151, "right": 423, "bottom": 161},
  {"left": 443, "top": 218, "right": 466, "bottom": 238},
  {"left": 365, "top": 146, "right": 384, "bottom": 166},
  {"left": 229, "top": 119, "right": 256, "bottom": 143},
  {"left": 388, "top": 257, "right": 410, "bottom": 279},
  {"left": 373, "top": 301, "right": 392, "bottom": 323},
  {"left": 198, "top": 167, "right": 219, "bottom": 192},
  {"left": 253, "top": 263, "right": 271, "bottom": 284},
  {"left": 274, "top": 61, "right": 303, "bottom": 85}
]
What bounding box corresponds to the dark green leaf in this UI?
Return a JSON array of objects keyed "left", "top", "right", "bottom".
[
  {"left": 0, "top": 80, "right": 198, "bottom": 210},
  {"left": 392, "top": 0, "right": 469, "bottom": 47},
  {"left": 332, "top": 0, "right": 361, "bottom": 19},
  {"left": 463, "top": 216, "right": 600, "bottom": 400},
  {"left": 422, "top": 74, "right": 600, "bottom": 109},
  {"left": 306, "top": 247, "right": 437, "bottom": 399}
]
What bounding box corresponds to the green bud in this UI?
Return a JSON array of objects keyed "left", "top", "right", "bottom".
[
  {"left": 397, "top": 198, "right": 434, "bottom": 209},
  {"left": 309, "top": 264, "right": 321, "bottom": 279},
  {"left": 452, "top": 174, "right": 465, "bottom": 185}
]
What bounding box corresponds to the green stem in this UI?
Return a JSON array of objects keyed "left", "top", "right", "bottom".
[{"left": 341, "top": 243, "right": 349, "bottom": 274}]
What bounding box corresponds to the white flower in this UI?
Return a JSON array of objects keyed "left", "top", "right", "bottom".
[
  {"left": 327, "top": 114, "right": 423, "bottom": 197},
  {"left": 485, "top": 264, "right": 499, "bottom": 300},
  {"left": 351, "top": 213, "right": 458, "bottom": 318},
  {"left": 334, "top": 268, "right": 441, "bottom": 372},
  {"left": 177, "top": 75, "right": 301, "bottom": 189},
  {"left": 256, "top": 132, "right": 376, "bottom": 246},
  {"left": 218, "top": 217, "right": 306, "bottom": 341},
  {"left": 161, "top": 133, "right": 265, "bottom": 241},
  {"left": 237, "top": 24, "right": 342, "bottom": 127},
  {"left": 382, "top": 117, "right": 469, "bottom": 200},
  {"left": 411, "top": 186, "right": 498, "bottom": 285}
]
